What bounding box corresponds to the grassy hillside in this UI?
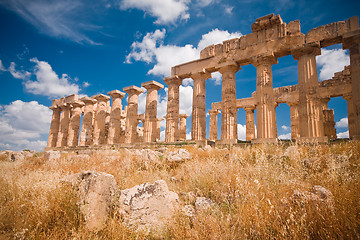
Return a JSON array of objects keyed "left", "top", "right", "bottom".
[{"left": 1, "top": 142, "right": 359, "bottom": 239}]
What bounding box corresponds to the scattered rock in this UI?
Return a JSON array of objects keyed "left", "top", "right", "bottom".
[
  {"left": 166, "top": 149, "right": 191, "bottom": 162},
  {"left": 62, "top": 171, "right": 119, "bottom": 231},
  {"left": 292, "top": 185, "right": 335, "bottom": 211},
  {"left": 155, "top": 147, "right": 168, "bottom": 153},
  {"left": 118, "top": 180, "right": 179, "bottom": 231},
  {"left": 44, "top": 151, "right": 61, "bottom": 160},
  {"left": 195, "top": 197, "right": 215, "bottom": 211},
  {"left": 182, "top": 205, "right": 195, "bottom": 217},
  {"left": 0, "top": 150, "right": 35, "bottom": 162}
]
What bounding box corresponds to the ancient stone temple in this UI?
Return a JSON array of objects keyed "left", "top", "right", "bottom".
[{"left": 46, "top": 14, "right": 360, "bottom": 149}]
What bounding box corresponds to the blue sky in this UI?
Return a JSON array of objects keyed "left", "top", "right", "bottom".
[{"left": 0, "top": 0, "right": 358, "bottom": 151}]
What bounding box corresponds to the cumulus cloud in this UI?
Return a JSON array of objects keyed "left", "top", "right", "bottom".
[
  {"left": 0, "top": 0, "right": 99, "bottom": 44},
  {"left": 0, "top": 100, "right": 52, "bottom": 151},
  {"left": 335, "top": 117, "right": 348, "bottom": 128},
  {"left": 211, "top": 72, "right": 222, "bottom": 85},
  {"left": 317, "top": 48, "right": 350, "bottom": 81},
  {"left": 120, "top": 0, "right": 190, "bottom": 24},
  {"left": 24, "top": 58, "right": 80, "bottom": 98},
  {"left": 281, "top": 125, "right": 289, "bottom": 131},
  {"left": 278, "top": 133, "right": 291, "bottom": 139},
  {"left": 8, "top": 62, "right": 31, "bottom": 79},
  {"left": 337, "top": 130, "right": 349, "bottom": 139},
  {"left": 196, "top": 0, "right": 216, "bottom": 7},
  {"left": 126, "top": 28, "right": 242, "bottom": 77},
  {"left": 237, "top": 123, "right": 246, "bottom": 140}
]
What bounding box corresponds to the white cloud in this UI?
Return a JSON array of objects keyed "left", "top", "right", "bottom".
[
  {"left": 335, "top": 117, "right": 348, "bottom": 128},
  {"left": 126, "top": 28, "right": 242, "bottom": 77},
  {"left": 317, "top": 48, "right": 350, "bottom": 81},
  {"left": 24, "top": 58, "right": 80, "bottom": 98},
  {"left": 281, "top": 125, "right": 289, "bottom": 131},
  {"left": 182, "top": 78, "right": 193, "bottom": 86},
  {"left": 279, "top": 133, "right": 291, "bottom": 139},
  {"left": 0, "top": 59, "right": 6, "bottom": 71},
  {"left": 120, "top": 0, "right": 190, "bottom": 25},
  {"left": 83, "top": 81, "right": 90, "bottom": 87},
  {"left": 8, "top": 62, "right": 31, "bottom": 79},
  {"left": 211, "top": 72, "right": 222, "bottom": 85},
  {"left": 196, "top": 0, "right": 216, "bottom": 7},
  {"left": 237, "top": 123, "right": 246, "bottom": 140},
  {"left": 179, "top": 85, "right": 193, "bottom": 115},
  {"left": 0, "top": 100, "right": 52, "bottom": 151},
  {"left": 0, "top": 0, "right": 99, "bottom": 44},
  {"left": 224, "top": 5, "right": 234, "bottom": 14},
  {"left": 337, "top": 130, "right": 349, "bottom": 139}
]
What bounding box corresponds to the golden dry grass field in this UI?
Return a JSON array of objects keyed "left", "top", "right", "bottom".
[{"left": 1, "top": 142, "right": 360, "bottom": 239}]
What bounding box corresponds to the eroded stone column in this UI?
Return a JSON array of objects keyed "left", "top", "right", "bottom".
[
  {"left": 343, "top": 29, "right": 360, "bottom": 139},
  {"left": 156, "top": 118, "right": 163, "bottom": 141},
  {"left": 191, "top": 72, "right": 211, "bottom": 141},
  {"left": 107, "top": 90, "right": 125, "bottom": 145},
  {"left": 252, "top": 55, "right": 277, "bottom": 141},
  {"left": 164, "top": 76, "right": 182, "bottom": 142},
  {"left": 288, "top": 101, "right": 300, "bottom": 140},
  {"left": 142, "top": 81, "right": 164, "bottom": 143},
  {"left": 323, "top": 109, "right": 337, "bottom": 140},
  {"left": 209, "top": 109, "right": 219, "bottom": 141},
  {"left": 79, "top": 97, "right": 97, "bottom": 146},
  {"left": 179, "top": 114, "right": 188, "bottom": 141},
  {"left": 219, "top": 63, "right": 239, "bottom": 143},
  {"left": 293, "top": 44, "right": 325, "bottom": 140},
  {"left": 67, "top": 101, "right": 85, "bottom": 147},
  {"left": 56, "top": 103, "right": 71, "bottom": 147},
  {"left": 92, "top": 94, "right": 110, "bottom": 145},
  {"left": 244, "top": 106, "right": 256, "bottom": 141},
  {"left": 47, "top": 105, "right": 61, "bottom": 148},
  {"left": 123, "top": 86, "right": 144, "bottom": 144},
  {"left": 343, "top": 94, "right": 355, "bottom": 138}
]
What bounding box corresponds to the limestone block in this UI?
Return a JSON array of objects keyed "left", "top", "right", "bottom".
[
  {"left": 215, "top": 43, "right": 223, "bottom": 55},
  {"left": 200, "top": 45, "right": 215, "bottom": 59},
  {"left": 166, "top": 149, "right": 191, "bottom": 162},
  {"left": 287, "top": 20, "right": 301, "bottom": 36},
  {"left": 223, "top": 38, "right": 240, "bottom": 52},
  {"left": 62, "top": 171, "right": 119, "bottom": 231},
  {"left": 251, "top": 14, "right": 283, "bottom": 32},
  {"left": 44, "top": 150, "right": 61, "bottom": 160},
  {"left": 118, "top": 180, "right": 179, "bottom": 231}
]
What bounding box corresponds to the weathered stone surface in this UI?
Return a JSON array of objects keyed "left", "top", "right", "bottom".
[
  {"left": 62, "top": 171, "right": 119, "bottom": 231},
  {"left": 166, "top": 149, "right": 191, "bottom": 162},
  {"left": 0, "top": 150, "right": 35, "bottom": 162},
  {"left": 291, "top": 185, "right": 335, "bottom": 210},
  {"left": 284, "top": 146, "right": 300, "bottom": 159},
  {"left": 118, "top": 180, "right": 179, "bottom": 231},
  {"left": 44, "top": 151, "right": 61, "bottom": 160},
  {"left": 195, "top": 197, "right": 215, "bottom": 211},
  {"left": 182, "top": 205, "right": 196, "bottom": 217}
]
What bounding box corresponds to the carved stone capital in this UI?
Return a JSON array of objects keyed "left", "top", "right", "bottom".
[
  {"left": 164, "top": 75, "right": 183, "bottom": 87},
  {"left": 107, "top": 90, "right": 126, "bottom": 99},
  {"left": 218, "top": 62, "right": 240, "bottom": 74},
  {"left": 190, "top": 71, "right": 212, "bottom": 81},
  {"left": 123, "top": 85, "right": 144, "bottom": 96},
  {"left": 251, "top": 54, "right": 278, "bottom": 67},
  {"left": 141, "top": 80, "right": 164, "bottom": 91},
  {"left": 208, "top": 109, "right": 220, "bottom": 116},
  {"left": 243, "top": 105, "right": 256, "bottom": 111},
  {"left": 179, "top": 114, "right": 189, "bottom": 119},
  {"left": 292, "top": 43, "right": 321, "bottom": 60}
]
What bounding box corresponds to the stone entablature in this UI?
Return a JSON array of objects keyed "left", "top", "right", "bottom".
[{"left": 47, "top": 14, "right": 360, "bottom": 149}]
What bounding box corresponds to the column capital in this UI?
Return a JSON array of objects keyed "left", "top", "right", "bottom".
[
  {"left": 251, "top": 54, "right": 278, "bottom": 67},
  {"left": 92, "top": 94, "right": 110, "bottom": 103},
  {"left": 342, "top": 30, "right": 360, "bottom": 49},
  {"left": 320, "top": 96, "right": 331, "bottom": 104},
  {"left": 107, "top": 90, "right": 126, "bottom": 99},
  {"left": 49, "top": 105, "right": 60, "bottom": 111},
  {"left": 343, "top": 94, "right": 352, "bottom": 101},
  {"left": 292, "top": 43, "right": 321, "bottom": 60},
  {"left": 141, "top": 80, "right": 164, "bottom": 91},
  {"left": 190, "top": 71, "right": 212, "bottom": 81},
  {"left": 179, "top": 114, "right": 189, "bottom": 119},
  {"left": 71, "top": 101, "right": 85, "bottom": 109},
  {"left": 59, "top": 103, "right": 71, "bottom": 110},
  {"left": 243, "top": 105, "right": 256, "bottom": 111},
  {"left": 164, "top": 75, "right": 183, "bottom": 87},
  {"left": 287, "top": 100, "right": 299, "bottom": 107},
  {"left": 80, "top": 96, "right": 97, "bottom": 105},
  {"left": 123, "top": 85, "right": 144, "bottom": 96},
  {"left": 208, "top": 109, "right": 220, "bottom": 115},
  {"left": 218, "top": 62, "right": 240, "bottom": 74}
]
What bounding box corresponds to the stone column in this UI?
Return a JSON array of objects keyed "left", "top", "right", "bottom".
[
  {"left": 343, "top": 94, "right": 355, "bottom": 138},
  {"left": 56, "top": 103, "right": 71, "bottom": 147},
  {"left": 142, "top": 81, "right": 164, "bottom": 143},
  {"left": 343, "top": 29, "right": 360, "bottom": 139},
  {"left": 288, "top": 101, "right": 300, "bottom": 140},
  {"left": 219, "top": 63, "right": 239, "bottom": 143},
  {"left": 191, "top": 72, "right": 211, "bottom": 141},
  {"left": 179, "top": 114, "right": 189, "bottom": 141},
  {"left": 47, "top": 105, "right": 61, "bottom": 148},
  {"left": 79, "top": 97, "right": 97, "bottom": 146},
  {"left": 164, "top": 76, "right": 183, "bottom": 142},
  {"left": 252, "top": 55, "right": 278, "bottom": 141},
  {"left": 123, "top": 86, "right": 144, "bottom": 144},
  {"left": 107, "top": 90, "right": 126, "bottom": 145},
  {"left": 92, "top": 94, "right": 111, "bottom": 145},
  {"left": 67, "top": 101, "right": 85, "bottom": 147},
  {"left": 323, "top": 109, "right": 337, "bottom": 140},
  {"left": 293, "top": 44, "right": 325, "bottom": 140},
  {"left": 208, "top": 109, "right": 219, "bottom": 141},
  {"left": 244, "top": 106, "right": 256, "bottom": 141}
]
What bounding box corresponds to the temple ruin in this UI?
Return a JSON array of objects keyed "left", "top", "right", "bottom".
[{"left": 46, "top": 14, "right": 360, "bottom": 149}]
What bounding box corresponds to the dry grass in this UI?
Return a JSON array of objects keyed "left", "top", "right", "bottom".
[{"left": 0, "top": 142, "right": 359, "bottom": 239}]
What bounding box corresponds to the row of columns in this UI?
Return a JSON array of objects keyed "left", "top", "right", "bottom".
[{"left": 47, "top": 81, "right": 165, "bottom": 148}]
